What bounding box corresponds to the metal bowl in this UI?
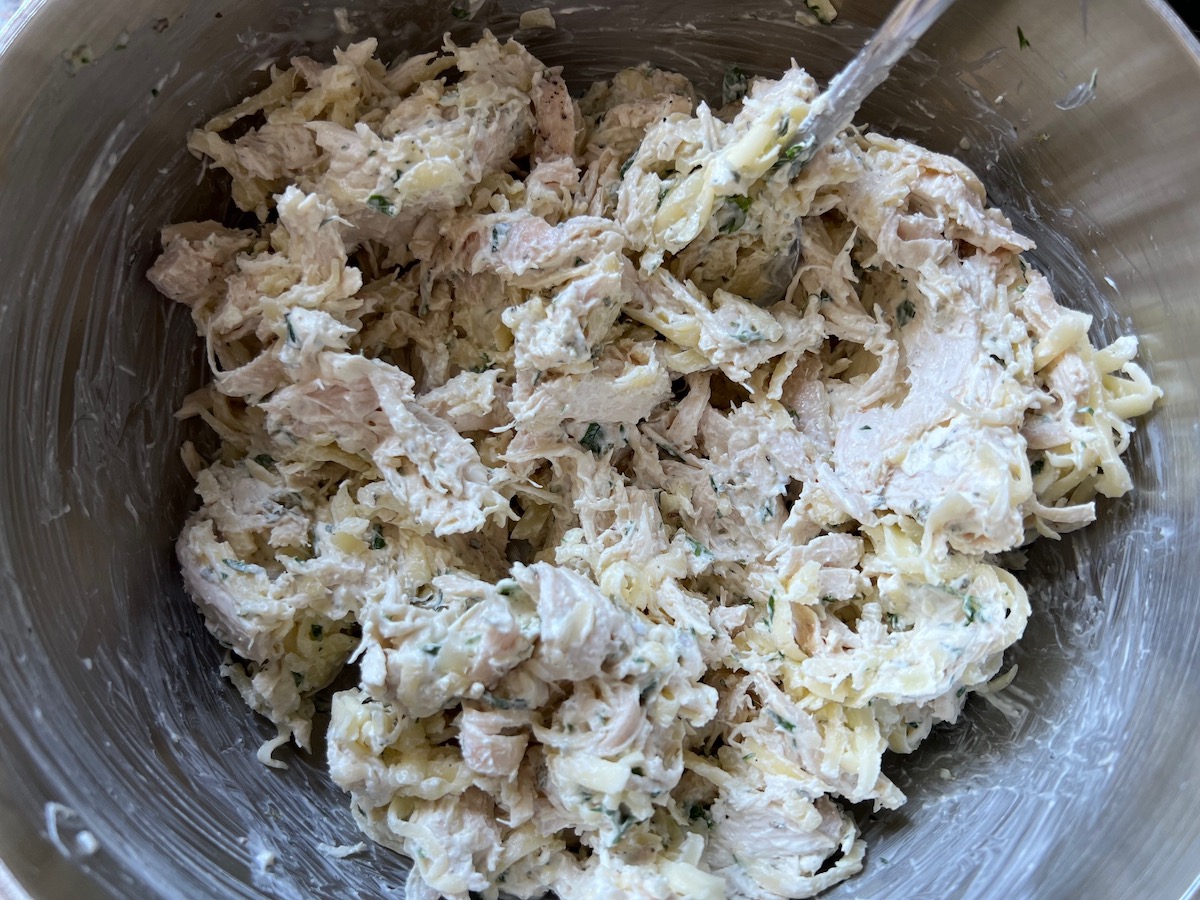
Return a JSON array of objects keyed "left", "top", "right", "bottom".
[{"left": 2, "top": 0, "right": 1198, "bottom": 897}]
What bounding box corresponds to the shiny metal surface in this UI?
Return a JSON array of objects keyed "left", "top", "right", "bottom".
[
  {"left": 1, "top": 1, "right": 1198, "bottom": 898},
  {"left": 791, "top": 0, "right": 956, "bottom": 162}
]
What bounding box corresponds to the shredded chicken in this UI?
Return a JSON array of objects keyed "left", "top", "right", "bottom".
[{"left": 150, "top": 33, "right": 1160, "bottom": 900}]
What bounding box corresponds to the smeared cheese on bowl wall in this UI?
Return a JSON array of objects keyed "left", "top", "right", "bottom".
[{"left": 148, "top": 32, "right": 1160, "bottom": 900}]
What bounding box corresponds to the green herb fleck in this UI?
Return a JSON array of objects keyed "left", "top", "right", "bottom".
[
  {"left": 292, "top": 671, "right": 304, "bottom": 688},
  {"left": 719, "top": 197, "right": 749, "bottom": 234},
  {"left": 450, "top": 5, "right": 469, "bottom": 19},
  {"left": 284, "top": 313, "right": 297, "bottom": 346},
  {"left": 1079, "top": 406, "right": 1094, "bottom": 415},
  {"left": 222, "top": 558, "right": 257, "bottom": 574},
  {"left": 962, "top": 595, "right": 980, "bottom": 625},
  {"left": 580, "top": 422, "right": 605, "bottom": 455},
  {"left": 1030, "top": 458, "right": 1045, "bottom": 476},
  {"left": 608, "top": 808, "right": 637, "bottom": 846},
  {"left": 766, "top": 593, "right": 776, "bottom": 627},
  {"left": 897, "top": 299, "right": 916, "bottom": 326},
  {"left": 310, "top": 623, "right": 324, "bottom": 640},
  {"left": 253, "top": 453, "right": 276, "bottom": 470},
  {"left": 619, "top": 153, "right": 637, "bottom": 179},
  {"left": 369, "top": 524, "right": 386, "bottom": 550},
  {"left": 688, "top": 803, "right": 714, "bottom": 828},
  {"left": 366, "top": 194, "right": 395, "bottom": 216},
  {"left": 1017, "top": 26, "right": 1031, "bottom": 50},
  {"left": 481, "top": 691, "right": 528, "bottom": 710},
  {"left": 722, "top": 65, "right": 749, "bottom": 106},
  {"left": 422, "top": 643, "right": 441, "bottom": 655},
  {"left": 767, "top": 709, "right": 796, "bottom": 732},
  {"left": 685, "top": 535, "right": 711, "bottom": 558}
]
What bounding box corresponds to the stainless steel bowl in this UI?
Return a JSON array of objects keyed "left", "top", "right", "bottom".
[{"left": 2, "top": 1, "right": 1198, "bottom": 897}]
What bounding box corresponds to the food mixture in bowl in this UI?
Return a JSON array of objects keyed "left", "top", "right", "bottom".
[{"left": 147, "top": 32, "right": 1160, "bottom": 900}]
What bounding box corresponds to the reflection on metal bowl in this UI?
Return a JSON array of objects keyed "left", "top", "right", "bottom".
[{"left": 1, "top": 1, "right": 1198, "bottom": 897}]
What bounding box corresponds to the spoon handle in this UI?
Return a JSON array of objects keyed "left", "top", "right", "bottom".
[{"left": 795, "top": 0, "right": 956, "bottom": 158}]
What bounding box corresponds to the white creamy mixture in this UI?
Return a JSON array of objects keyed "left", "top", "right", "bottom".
[{"left": 148, "top": 34, "right": 1160, "bottom": 900}]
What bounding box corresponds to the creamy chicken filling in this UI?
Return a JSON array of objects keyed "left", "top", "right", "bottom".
[{"left": 151, "top": 33, "right": 1159, "bottom": 900}]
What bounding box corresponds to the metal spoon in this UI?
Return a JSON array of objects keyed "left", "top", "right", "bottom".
[
  {"left": 755, "top": 0, "right": 956, "bottom": 303},
  {"left": 787, "top": 0, "right": 957, "bottom": 165}
]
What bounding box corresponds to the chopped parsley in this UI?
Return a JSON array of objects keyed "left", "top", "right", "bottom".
[
  {"left": 366, "top": 194, "right": 395, "bottom": 216},
  {"left": 310, "top": 623, "right": 324, "bottom": 640},
  {"left": 369, "top": 524, "right": 386, "bottom": 550},
  {"left": 962, "top": 595, "right": 981, "bottom": 625},
  {"left": 450, "top": 5, "right": 470, "bottom": 19},
  {"left": 222, "top": 558, "right": 257, "bottom": 574},
  {"left": 721, "top": 65, "right": 749, "bottom": 106},
  {"left": 688, "top": 803, "right": 714, "bottom": 828},
  {"left": 767, "top": 709, "right": 796, "bottom": 732},
  {"left": 607, "top": 807, "right": 637, "bottom": 846},
  {"left": 580, "top": 422, "right": 605, "bottom": 454},
  {"left": 252, "top": 453, "right": 275, "bottom": 470},
  {"left": 897, "top": 299, "right": 916, "bottom": 326},
  {"left": 1017, "top": 26, "right": 1031, "bottom": 50},
  {"left": 778, "top": 135, "right": 815, "bottom": 176},
  {"left": 490, "top": 222, "right": 511, "bottom": 251},
  {"left": 284, "top": 313, "right": 297, "bottom": 346},
  {"left": 1030, "top": 458, "right": 1045, "bottom": 476},
  {"left": 718, "top": 197, "right": 750, "bottom": 234},
  {"left": 783, "top": 142, "right": 805, "bottom": 162},
  {"left": 421, "top": 643, "right": 442, "bottom": 655},
  {"left": 481, "top": 691, "right": 528, "bottom": 710}
]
